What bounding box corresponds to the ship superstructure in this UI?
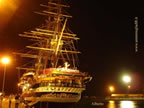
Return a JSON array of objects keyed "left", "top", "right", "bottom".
[{"left": 16, "top": 0, "right": 91, "bottom": 105}]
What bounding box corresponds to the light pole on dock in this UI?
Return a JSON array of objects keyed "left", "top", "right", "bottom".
[
  {"left": 122, "top": 75, "right": 131, "bottom": 94},
  {"left": 1, "top": 57, "right": 10, "bottom": 95},
  {"left": 109, "top": 86, "right": 115, "bottom": 96}
]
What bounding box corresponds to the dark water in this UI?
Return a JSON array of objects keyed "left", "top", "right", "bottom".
[
  {"left": 74, "top": 100, "right": 144, "bottom": 108},
  {"left": 30, "top": 99, "right": 144, "bottom": 108},
  {"left": 1, "top": 97, "right": 144, "bottom": 108}
]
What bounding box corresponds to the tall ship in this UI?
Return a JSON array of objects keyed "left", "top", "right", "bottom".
[{"left": 16, "top": 0, "right": 92, "bottom": 106}]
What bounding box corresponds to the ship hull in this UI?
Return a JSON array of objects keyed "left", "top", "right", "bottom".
[
  {"left": 21, "top": 92, "right": 81, "bottom": 106},
  {"left": 25, "top": 96, "right": 80, "bottom": 103},
  {"left": 20, "top": 86, "right": 84, "bottom": 106}
]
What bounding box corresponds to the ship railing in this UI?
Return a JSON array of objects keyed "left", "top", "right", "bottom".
[
  {"left": 39, "top": 82, "right": 85, "bottom": 88},
  {"left": 41, "top": 93, "right": 79, "bottom": 98}
]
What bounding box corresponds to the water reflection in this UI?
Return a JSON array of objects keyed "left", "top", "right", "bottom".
[
  {"left": 108, "top": 101, "right": 136, "bottom": 108},
  {"left": 120, "top": 101, "right": 136, "bottom": 108},
  {"left": 108, "top": 101, "right": 116, "bottom": 108}
]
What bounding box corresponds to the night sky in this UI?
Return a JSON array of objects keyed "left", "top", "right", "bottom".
[{"left": 1, "top": 0, "right": 144, "bottom": 96}]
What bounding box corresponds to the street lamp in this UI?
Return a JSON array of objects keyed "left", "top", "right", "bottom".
[
  {"left": 1, "top": 57, "right": 10, "bottom": 95},
  {"left": 109, "top": 86, "right": 114, "bottom": 92},
  {"left": 122, "top": 75, "right": 131, "bottom": 94},
  {"left": 109, "top": 86, "right": 115, "bottom": 96},
  {"left": 122, "top": 75, "right": 131, "bottom": 83},
  {"left": 1, "top": 57, "right": 10, "bottom": 64}
]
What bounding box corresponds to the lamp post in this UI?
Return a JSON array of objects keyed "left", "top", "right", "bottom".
[
  {"left": 1, "top": 57, "right": 10, "bottom": 95},
  {"left": 122, "top": 75, "right": 131, "bottom": 94},
  {"left": 109, "top": 86, "right": 115, "bottom": 96}
]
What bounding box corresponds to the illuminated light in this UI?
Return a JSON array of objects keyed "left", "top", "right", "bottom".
[
  {"left": 128, "top": 85, "right": 131, "bottom": 89},
  {"left": 109, "top": 86, "right": 115, "bottom": 92},
  {"left": 23, "top": 86, "right": 26, "bottom": 90},
  {"left": 122, "top": 75, "right": 131, "bottom": 83},
  {"left": 1, "top": 57, "right": 10, "bottom": 64},
  {"left": 17, "top": 83, "right": 20, "bottom": 86},
  {"left": 27, "top": 84, "right": 30, "bottom": 87},
  {"left": 120, "top": 101, "right": 136, "bottom": 108},
  {"left": 0, "top": 92, "right": 2, "bottom": 96},
  {"left": 29, "top": 88, "right": 33, "bottom": 91}
]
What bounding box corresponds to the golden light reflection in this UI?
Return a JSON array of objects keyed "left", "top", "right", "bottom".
[
  {"left": 120, "top": 101, "right": 136, "bottom": 108},
  {"left": 108, "top": 101, "right": 116, "bottom": 108}
]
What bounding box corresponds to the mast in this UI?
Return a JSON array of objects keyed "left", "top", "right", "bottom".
[{"left": 17, "top": 0, "right": 80, "bottom": 79}]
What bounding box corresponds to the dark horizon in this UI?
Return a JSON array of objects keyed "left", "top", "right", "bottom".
[{"left": 1, "top": 0, "right": 144, "bottom": 97}]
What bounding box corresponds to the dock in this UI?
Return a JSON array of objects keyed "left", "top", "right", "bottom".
[
  {"left": 0, "top": 96, "right": 25, "bottom": 108},
  {"left": 105, "top": 94, "right": 144, "bottom": 101}
]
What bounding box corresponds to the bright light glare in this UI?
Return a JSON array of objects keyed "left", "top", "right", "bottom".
[
  {"left": 108, "top": 101, "right": 116, "bottom": 108},
  {"left": 120, "top": 101, "right": 135, "bottom": 108},
  {"left": 0, "top": 92, "right": 2, "bottom": 96},
  {"left": 109, "top": 86, "right": 115, "bottom": 92},
  {"left": 122, "top": 76, "right": 131, "bottom": 83},
  {"left": 1, "top": 57, "right": 10, "bottom": 64}
]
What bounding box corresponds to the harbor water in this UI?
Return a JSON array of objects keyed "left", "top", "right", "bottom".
[
  {"left": 75, "top": 100, "right": 144, "bottom": 108},
  {"left": 1, "top": 96, "right": 144, "bottom": 108}
]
